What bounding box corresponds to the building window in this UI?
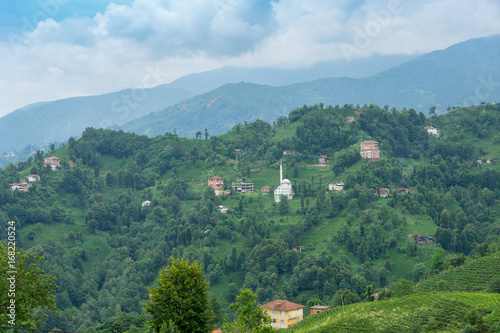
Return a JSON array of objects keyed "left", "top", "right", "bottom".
[
  {"left": 272, "top": 310, "right": 276, "bottom": 315},
  {"left": 281, "top": 310, "right": 285, "bottom": 316},
  {"left": 273, "top": 319, "right": 276, "bottom": 323},
  {"left": 281, "top": 320, "right": 285, "bottom": 325}
]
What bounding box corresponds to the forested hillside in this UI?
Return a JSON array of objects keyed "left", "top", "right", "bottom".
[{"left": 1, "top": 103, "right": 499, "bottom": 332}]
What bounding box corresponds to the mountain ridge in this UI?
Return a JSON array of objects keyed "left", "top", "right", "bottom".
[{"left": 119, "top": 34, "right": 500, "bottom": 138}]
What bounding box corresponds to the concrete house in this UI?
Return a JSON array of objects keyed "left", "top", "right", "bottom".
[
  {"left": 261, "top": 186, "right": 271, "bottom": 194},
  {"left": 208, "top": 176, "right": 224, "bottom": 196},
  {"left": 425, "top": 126, "right": 440, "bottom": 136},
  {"left": 309, "top": 305, "right": 331, "bottom": 315},
  {"left": 27, "top": 174, "right": 40, "bottom": 182},
  {"left": 318, "top": 155, "right": 329, "bottom": 164},
  {"left": 44, "top": 156, "right": 61, "bottom": 171},
  {"left": 398, "top": 188, "right": 410, "bottom": 195},
  {"left": 261, "top": 299, "right": 305, "bottom": 329},
  {"left": 379, "top": 188, "right": 390, "bottom": 197},
  {"left": 360, "top": 140, "right": 380, "bottom": 161},
  {"left": 232, "top": 182, "right": 255, "bottom": 193},
  {"left": 329, "top": 182, "right": 344, "bottom": 192}
]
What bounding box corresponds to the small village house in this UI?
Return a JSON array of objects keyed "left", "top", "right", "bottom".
[
  {"left": 10, "top": 182, "right": 32, "bottom": 192},
  {"left": 344, "top": 116, "right": 355, "bottom": 123},
  {"left": 318, "top": 155, "right": 329, "bottom": 164},
  {"left": 379, "top": 188, "right": 390, "bottom": 197},
  {"left": 425, "top": 126, "right": 440, "bottom": 136},
  {"left": 261, "top": 299, "right": 305, "bottom": 329},
  {"left": 44, "top": 156, "right": 61, "bottom": 171},
  {"left": 27, "top": 174, "right": 40, "bottom": 182},
  {"left": 217, "top": 206, "right": 229, "bottom": 213},
  {"left": 407, "top": 234, "right": 435, "bottom": 244},
  {"left": 309, "top": 305, "right": 331, "bottom": 315},
  {"left": 141, "top": 200, "right": 151, "bottom": 207},
  {"left": 261, "top": 186, "right": 271, "bottom": 194},
  {"left": 329, "top": 182, "right": 344, "bottom": 192},
  {"left": 398, "top": 188, "right": 410, "bottom": 195},
  {"left": 283, "top": 150, "right": 294, "bottom": 155}
]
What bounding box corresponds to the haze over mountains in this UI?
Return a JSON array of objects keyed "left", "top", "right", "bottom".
[
  {"left": 0, "top": 34, "right": 499, "bottom": 157},
  {"left": 120, "top": 34, "right": 500, "bottom": 138}
]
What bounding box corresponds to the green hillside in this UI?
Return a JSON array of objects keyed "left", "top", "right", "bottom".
[
  {"left": 285, "top": 292, "right": 500, "bottom": 333},
  {"left": 416, "top": 252, "right": 500, "bottom": 293},
  {"left": 1, "top": 103, "right": 500, "bottom": 332}
]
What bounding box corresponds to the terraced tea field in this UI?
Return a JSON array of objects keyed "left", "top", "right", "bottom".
[
  {"left": 417, "top": 252, "right": 500, "bottom": 292},
  {"left": 285, "top": 292, "right": 500, "bottom": 332}
]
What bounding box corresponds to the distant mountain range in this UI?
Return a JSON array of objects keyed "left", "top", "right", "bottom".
[
  {"left": 0, "top": 54, "right": 415, "bottom": 156},
  {"left": 119, "top": 34, "right": 500, "bottom": 138},
  {"left": 0, "top": 34, "right": 499, "bottom": 155}
]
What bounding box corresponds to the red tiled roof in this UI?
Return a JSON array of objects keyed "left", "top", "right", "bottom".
[{"left": 261, "top": 299, "right": 305, "bottom": 311}]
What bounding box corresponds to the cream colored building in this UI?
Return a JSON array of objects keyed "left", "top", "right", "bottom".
[{"left": 261, "top": 299, "right": 305, "bottom": 329}]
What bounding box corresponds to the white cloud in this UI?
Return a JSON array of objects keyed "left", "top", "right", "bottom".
[{"left": 0, "top": 0, "right": 499, "bottom": 117}]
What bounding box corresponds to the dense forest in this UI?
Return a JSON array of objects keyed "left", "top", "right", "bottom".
[{"left": 1, "top": 103, "right": 499, "bottom": 332}]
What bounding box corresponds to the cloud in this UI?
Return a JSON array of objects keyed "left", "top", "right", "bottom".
[{"left": 0, "top": 0, "right": 499, "bottom": 117}]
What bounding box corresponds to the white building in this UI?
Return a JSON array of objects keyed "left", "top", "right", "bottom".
[
  {"left": 141, "top": 200, "right": 151, "bottom": 207},
  {"left": 425, "top": 126, "right": 440, "bottom": 136},
  {"left": 274, "top": 160, "right": 293, "bottom": 202},
  {"left": 329, "top": 182, "right": 344, "bottom": 192},
  {"left": 27, "top": 174, "right": 40, "bottom": 182}
]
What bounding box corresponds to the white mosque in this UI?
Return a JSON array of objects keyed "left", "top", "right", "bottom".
[{"left": 274, "top": 160, "right": 293, "bottom": 202}]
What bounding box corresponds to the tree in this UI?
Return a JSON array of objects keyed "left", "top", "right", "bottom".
[
  {"left": 278, "top": 196, "right": 289, "bottom": 215},
  {"left": 228, "top": 283, "right": 239, "bottom": 303},
  {"left": 87, "top": 219, "right": 99, "bottom": 235},
  {"left": 429, "top": 106, "right": 437, "bottom": 117},
  {"left": 437, "top": 279, "right": 447, "bottom": 291},
  {"left": 306, "top": 298, "right": 324, "bottom": 308},
  {"left": 0, "top": 241, "right": 57, "bottom": 328},
  {"left": 332, "top": 289, "right": 360, "bottom": 307},
  {"left": 363, "top": 285, "right": 375, "bottom": 302},
  {"left": 390, "top": 278, "right": 415, "bottom": 297},
  {"left": 223, "top": 289, "right": 272, "bottom": 333},
  {"left": 144, "top": 258, "right": 215, "bottom": 333}
]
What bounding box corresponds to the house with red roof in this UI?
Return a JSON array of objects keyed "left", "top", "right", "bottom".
[
  {"left": 44, "top": 156, "right": 61, "bottom": 171},
  {"left": 261, "top": 299, "right": 305, "bottom": 329}
]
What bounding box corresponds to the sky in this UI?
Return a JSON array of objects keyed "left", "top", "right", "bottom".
[{"left": 0, "top": 0, "right": 499, "bottom": 118}]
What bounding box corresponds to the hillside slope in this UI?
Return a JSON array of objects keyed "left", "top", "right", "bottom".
[
  {"left": 285, "top": 292, "right": 500, "bottom": 333},
  {"left": 1, "top": 104, "right": 500, "bottom": 332}
]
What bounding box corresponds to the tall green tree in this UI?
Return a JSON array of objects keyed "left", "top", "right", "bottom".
[
  {"left": 144, "top": 258, "right": 215, "bottom": 333},
  {"left": 223, "top": 289, "right": 273, "bottom": 333},
  {"left": 0, "top": 241, "right": 57, "bottom": 328}
]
